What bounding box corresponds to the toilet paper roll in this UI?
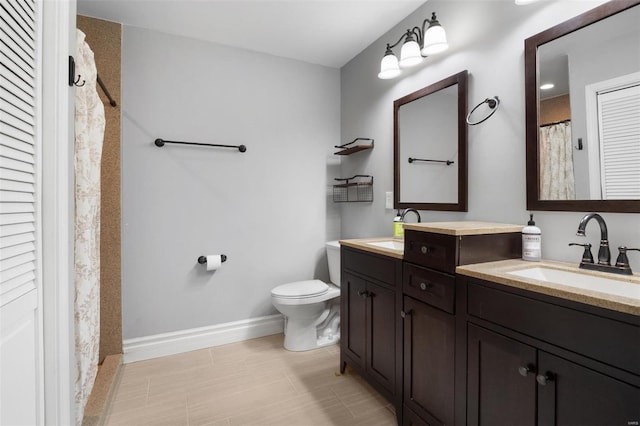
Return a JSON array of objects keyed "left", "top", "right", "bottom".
[{"left": 205, "top": 255, "right": 223, "bottom": 271}]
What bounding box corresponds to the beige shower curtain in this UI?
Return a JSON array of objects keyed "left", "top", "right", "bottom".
[
  {"left": 74, "top": 29, "right": 105, "bottom": 425},
  {"left": 539, "top": 122, "right": 575, "bottom": 200}
]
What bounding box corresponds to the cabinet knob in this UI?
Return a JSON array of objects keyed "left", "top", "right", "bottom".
[
  {"left": 518, "top": 366, "right": 533, "bottom": 377},
  {"left": 357, "top": 290, "right": 369, "bottom": 298},
  {"left": 536, "top": 373, "right": 554, "bottom": 386},
  {"left": 400, "top": 310, "right": 413, "bottom": 318},
  {"left": 419, "top": 281, "right": 432, "bottom": 291},
  {"left": 420, "top": 246, "right": 433, "bottom": 254}
]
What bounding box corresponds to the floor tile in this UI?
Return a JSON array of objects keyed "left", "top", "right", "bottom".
[{"left": 105, "top": 334, "right": 395, "bottom": 426}]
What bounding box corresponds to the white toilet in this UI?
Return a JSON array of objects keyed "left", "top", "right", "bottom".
[{"left": 271, "top": 241, "right": 341, "bottom": 351}]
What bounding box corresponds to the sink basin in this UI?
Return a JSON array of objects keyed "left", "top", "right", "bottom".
[
  {"left": 507, "top": 266, "right": 640, "bottom": 301},
  {"left": 366, "top": 240, "right": 404, "bottom": 251}
]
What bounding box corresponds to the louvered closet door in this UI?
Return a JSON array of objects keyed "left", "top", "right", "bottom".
[
  {"left": 597, "top": 84, "right": 640, "bottom": 199},
  {"left": 0, "top": 0, "right": 42, "bottom": 424}
]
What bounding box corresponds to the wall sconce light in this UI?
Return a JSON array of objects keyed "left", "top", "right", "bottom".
[{"left": 378, "top": 12, "right": 448, "bottom": 80}]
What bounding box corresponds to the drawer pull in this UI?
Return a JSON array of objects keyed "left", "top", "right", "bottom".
[
  {"left": 419, "top": 281, "right": 432, "bottom": 291},
  {"left": 536, "top": 373, "right": 554, "bottom": 386},
  {"left": 357, "top": 290, "right": 370, "bottom": 298},
  {"left": 518, "top": 366, "right": 533, "bottom": 377},
  {"left": 400, "top": 309, "right": 413, "bottom": 318},
  {"left": 420, "top": 245, "right": 434, "bottom": 254}
]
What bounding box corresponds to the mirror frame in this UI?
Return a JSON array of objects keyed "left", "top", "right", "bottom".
[
  {"left": 394, "top": 70, "right": 468, "bottom": 211},
  {"left": 525, "top": 0, "right": 640, "bottom": 212}
]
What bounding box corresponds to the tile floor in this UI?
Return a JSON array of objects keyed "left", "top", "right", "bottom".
[{"left": 105, "top": 334, "right": 397, "bottom": 426}]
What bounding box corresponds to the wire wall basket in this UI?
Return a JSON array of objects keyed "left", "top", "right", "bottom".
[{"left": 333, "top": 175, "right": 374, "bottom": 203}]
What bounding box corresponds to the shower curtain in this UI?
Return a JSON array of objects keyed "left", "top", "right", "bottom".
[
  {"left": 539, "top": 122, "right": 575, "bottom": 200},
  {"left": 74, "top": 29, "right": 105, "bottom": 425}
]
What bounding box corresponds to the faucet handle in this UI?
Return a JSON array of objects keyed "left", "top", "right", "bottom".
[
  {"left": 615, "top": 246, "right": 640, "bottom": 268},
  {"left": 569, "top": 243, "right": 594, "bottom": 264}
]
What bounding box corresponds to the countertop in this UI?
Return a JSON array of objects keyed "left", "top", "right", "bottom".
[
  {"left": 456, "top": 259, "right": 640, "bottom": 316},
  {"left": 340, "top": 221, "right": 639, "bottom": 315},
  {"left": 339, "top": 237, "right": 404, "bottom": 259},
  {"left": 403, "top": 221, "right": 523, "bottom": 235}
]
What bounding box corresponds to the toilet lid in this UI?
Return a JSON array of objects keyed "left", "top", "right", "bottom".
[{"left": 271, "top": 280, "right": 329, "bottom": 298}]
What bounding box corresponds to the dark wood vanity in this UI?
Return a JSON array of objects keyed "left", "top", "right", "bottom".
[
  {"left": 458, "top": 276, "right": 640, "bottom": 426},
  {"left": 340, "top": 223, "right": 640, "bottom": 425},
  {"left": 340, "top": 245, "right": 403, "bottom": 420}
]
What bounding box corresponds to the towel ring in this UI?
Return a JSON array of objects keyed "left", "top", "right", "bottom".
[{"left": 466, "top": 96, "right": 500, "bottom": 125}]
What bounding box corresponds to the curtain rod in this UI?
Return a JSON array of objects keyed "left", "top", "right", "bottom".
[
  {"left": 97, "top": 74, "right": 117, "bottom": 107},
  {"left": 540, "top": 118, "right": 571, "bottom": 128}
]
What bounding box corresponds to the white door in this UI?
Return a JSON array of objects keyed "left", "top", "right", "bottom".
[
  {"left": 597, "top": 84, "right": 640, "bottom": 199},
  {"left": 586, "top": 72, "right": 640, "bottom": 199},
  {"left": 1, "top": 0, "right": 44, "bottom": 424}
]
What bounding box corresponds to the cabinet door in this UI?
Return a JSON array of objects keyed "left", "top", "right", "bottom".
[
  {"left": 403, "top": 296, "right": 455, "bottom": 426},
  {"left": 467, "top": 324, "right": 537, "bottom": 426},
  {"left": 342, "top": 273, "right": 367, "bottom": 368},
  {"left": 537, "top": 351, "right": 640, "bottom": 426},
  {"left": 367, "top": 281, "right": 396, "bottom": 393}
]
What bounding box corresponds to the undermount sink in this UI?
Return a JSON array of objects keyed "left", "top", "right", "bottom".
[
  {"left": 507, "top": 266, "right": 640, "bottom": 301},
  {"left": 366, "top": 240, "right": 404, "bottom": 251}
]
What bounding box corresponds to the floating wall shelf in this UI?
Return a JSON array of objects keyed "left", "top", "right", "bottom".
[{"left": 334, "top": 138, "right": 374, "bottom": 155}]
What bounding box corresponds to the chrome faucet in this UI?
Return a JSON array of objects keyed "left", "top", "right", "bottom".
[
  {"left": 576, "top": 213, "right": 610, "bottom": 265},
  {"left": 400, "top": 208, "right": 421, "bottom": 223}
]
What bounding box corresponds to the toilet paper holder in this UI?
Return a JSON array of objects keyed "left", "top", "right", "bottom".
[{"left": 197, "top": 255, "right": 227, "bottom": 264}]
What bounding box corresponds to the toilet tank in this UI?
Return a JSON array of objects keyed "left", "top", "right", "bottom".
[{"left": 326, "top": 241, "right": 341, "bottom": 287}]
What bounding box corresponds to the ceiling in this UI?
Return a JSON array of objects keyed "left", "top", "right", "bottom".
[{"left": 76, "top": 0, "right": 427, "bottom": 68}]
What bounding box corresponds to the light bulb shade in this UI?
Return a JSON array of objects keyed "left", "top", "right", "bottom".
[
  {"left": 378, "top": 53, "right": 401, "bottom": 79},
  {"left": 422, "top": 24, "right": 448, "bottom": 55},
  {"left": 399, "top": 40, "right": 423, "bottom": 68}
]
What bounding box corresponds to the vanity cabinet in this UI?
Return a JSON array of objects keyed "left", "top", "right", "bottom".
[
  {"left": 402, "top": 228, "right": 521, "bottom": 426},
  {"left": 342, "top": 225, "right": 639, "bottom": 426},
  {"left": 402, "top": 294, "right": 455, "bottom": 426},
  {"left": 340, "top": 246, "right": 402, "bottom": 419},
  {"left": 467, "top": 324, "right": 536, "bottom": 425},
  {"left": 460, "top": 276, "right": 640, "bottom": 426}
]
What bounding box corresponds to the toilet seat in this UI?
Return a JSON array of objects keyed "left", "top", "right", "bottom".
[{"left": 271, "top": 280, "right": 328, "bottom": 299}]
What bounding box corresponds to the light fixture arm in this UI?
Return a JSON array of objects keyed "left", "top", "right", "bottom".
[{"left": 386, "top": 30, "right": 414, "bottom": 51}]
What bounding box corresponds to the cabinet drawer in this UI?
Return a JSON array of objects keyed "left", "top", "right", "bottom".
[
  {"left": 467, "top": 281, "right": 640, "bottom": 375},
  {"left": 342, "top": 247, "right": 398, "bottom": 287},
  {"left": 404, "top": 263, "right": 455, "bottom": 314},
  {"left": 404, "top": 231, "right": 457, "bottom": 273}
]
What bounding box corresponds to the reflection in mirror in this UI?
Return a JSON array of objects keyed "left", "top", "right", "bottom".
[
  {"left": 394, "top": 70, "right": 467, "bottom": 211},
  {"left": 400, "top": 84, "right": 458, "bottom": 203},
  {"left": 525, "top": 0, "right": 640, "bottom": 212}
]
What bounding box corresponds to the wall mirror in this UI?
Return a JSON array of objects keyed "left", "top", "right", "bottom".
[
  {"left": 525, "top": 1, "right": 640, "bottom": 212},
  {"left": 394, "top": 70, "right": 468, "bottom": 211}
]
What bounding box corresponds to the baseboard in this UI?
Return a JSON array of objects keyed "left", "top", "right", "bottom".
[{"left": 122, "top": 314, "right": 284, "bottom": 363}]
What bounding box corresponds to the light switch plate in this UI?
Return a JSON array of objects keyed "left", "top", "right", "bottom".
[{"left": 385, "top": 191, "right": 394, "bottom": 209}]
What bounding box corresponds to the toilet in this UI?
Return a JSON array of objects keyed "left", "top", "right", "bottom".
[{"left": 271, "top": 241, "right": 341, "bottom": 351}]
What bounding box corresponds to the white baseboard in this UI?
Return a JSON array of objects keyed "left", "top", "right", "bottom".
[{"left": 122, "top": 314, "right": 284, "bottom": 364}]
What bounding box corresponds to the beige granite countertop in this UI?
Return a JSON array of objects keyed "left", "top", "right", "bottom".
[
  {"left": 456, "top": 259, "right": 640, "bottom": 316},
  {"left": 403, "top": 221, "right": 523, "bottom": 235},
  {"left": 339, "top": 237, "right": 404, "bottom": 259}
]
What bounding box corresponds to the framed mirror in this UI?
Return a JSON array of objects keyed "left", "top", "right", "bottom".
[
  {"left": 394, "top": 70, "right": 468, "bottom": 211},
  {"left": 525, "top": 1, "right": 640, "bottom": 212}
]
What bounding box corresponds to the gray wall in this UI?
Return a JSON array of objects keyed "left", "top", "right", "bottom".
[
  {"left": 340, "top": 1, "right": 640, "bottom": 269},
  {"left": 121, "top": 26, "right": 340, "bottom": 339}
]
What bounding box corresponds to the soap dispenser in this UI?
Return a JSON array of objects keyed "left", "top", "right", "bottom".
[
  {"left": 393, "top": 211, "right": 404, "bottom": 238},
  {"left": 522, "top": 213, "right": 542, "bottom": 261}
]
